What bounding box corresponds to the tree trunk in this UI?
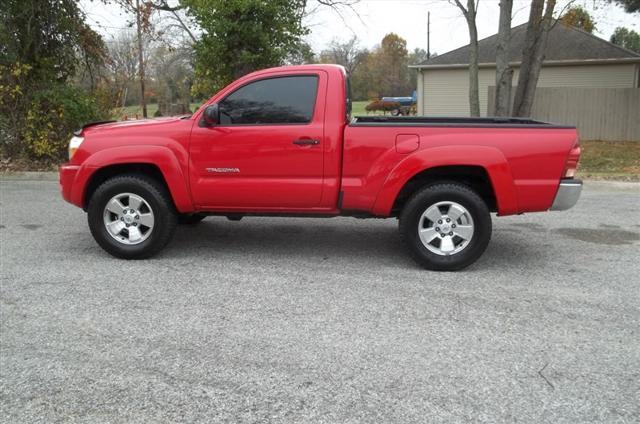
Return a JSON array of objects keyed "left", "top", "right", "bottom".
[
  {"left": 135, "top": 0, "right": 148, "bottom": 119},
  {"left": 512, "top": 0, "right": 556, "bottom": 117},
  {"left": 494, "top": 0, "right": 513, "bottom": 116},
  {"left": 467, "top": 12, "right": 480, "bottom": 117},
  {"left": 454, "top": 0, "right": 480, "bottom": 117}
]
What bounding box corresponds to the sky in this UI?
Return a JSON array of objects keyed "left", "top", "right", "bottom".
[{"left": 80, "top": 0, "right": 639, "bottom": 56}]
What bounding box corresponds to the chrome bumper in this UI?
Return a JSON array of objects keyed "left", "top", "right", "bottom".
[{"left": 551, "top": 179, "right": 582, "bottom": 211}]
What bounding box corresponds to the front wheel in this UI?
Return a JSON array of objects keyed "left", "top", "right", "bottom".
[
  {"left": 399, "top": 183, "right": 492, "bottom": 271},
  {"left": 87, "top": 174, "right": 178, "bottom": 259}
]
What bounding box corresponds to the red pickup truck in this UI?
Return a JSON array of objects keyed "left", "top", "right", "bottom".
[{"left": 60, "top": 64, "right": 581, "bottom": 270}]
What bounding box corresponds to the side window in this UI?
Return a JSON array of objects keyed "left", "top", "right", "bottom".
[{"left": 218, "top": 76, "right": 318, "bottom": 125}]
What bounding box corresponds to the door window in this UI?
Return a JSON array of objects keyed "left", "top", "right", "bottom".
[{"left": 218, "top": 76, "right": 318, "bottom": 125}]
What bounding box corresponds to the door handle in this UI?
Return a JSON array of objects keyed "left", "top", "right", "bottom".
[{"left": 292, "top": 138, "right": 320, "bottom": 146}]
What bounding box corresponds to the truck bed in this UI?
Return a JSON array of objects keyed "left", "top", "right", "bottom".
[
  {"left": 342, "top": 115, "right": 579, "bottom": 216},
  {"left": 351, "top": 116, "right": 575, "bottom": 129}
]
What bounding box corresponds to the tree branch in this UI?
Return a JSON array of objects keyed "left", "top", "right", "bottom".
[
  {"left": 151, "top": 0, "right": 184, "bottom": 12},
  {"left": 166, "top": 7, "right": 197, "bottom": 43}
]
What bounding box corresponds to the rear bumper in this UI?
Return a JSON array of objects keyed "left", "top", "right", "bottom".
[
  {"left": 550, "top": 178, "right": 582, "bottom": 211},
  {"left": 59, "top": 164, "right": 80, "bottom": 205}
]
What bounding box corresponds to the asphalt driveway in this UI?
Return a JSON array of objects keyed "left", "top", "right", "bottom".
[{"left": 1, "top": 178, "right": 639, "bottom": 423}]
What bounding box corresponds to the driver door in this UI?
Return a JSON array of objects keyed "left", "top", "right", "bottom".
[{"left": 189, "top": 72, "right": 327, "bottom": 209}]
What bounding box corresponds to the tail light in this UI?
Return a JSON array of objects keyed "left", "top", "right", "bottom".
[{"left": 563, "top": 139, "right": 581, "bottom": 178}]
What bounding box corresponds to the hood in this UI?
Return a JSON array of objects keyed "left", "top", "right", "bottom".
[{"left": 78, "top": 116, "right": 189, "bottom": 136}]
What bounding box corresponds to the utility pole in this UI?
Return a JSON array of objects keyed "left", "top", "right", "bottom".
[
  {"left": 427, "top": 11, "right": 431, "bottom": 59},
  {"left": 135, "top": 0, "right": 148, "bottom": 118}
]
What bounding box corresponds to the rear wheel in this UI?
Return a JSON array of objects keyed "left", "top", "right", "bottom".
[
  {"left": 399, "top": 182, "right": 491, "bottom": 271},
  {"left": 87, "top": 174, "right": 177, "bottom": 259}
]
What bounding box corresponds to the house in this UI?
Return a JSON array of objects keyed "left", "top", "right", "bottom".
[{"left": 412, "top": 23, "right": 640, "bottom": 117}]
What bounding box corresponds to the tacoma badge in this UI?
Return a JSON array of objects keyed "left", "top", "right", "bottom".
[{"left": 206, "top": 167, "right": 240, "bottom": 173}]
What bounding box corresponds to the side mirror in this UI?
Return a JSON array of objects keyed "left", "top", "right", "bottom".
[{"left": 201, "top": 104, "right": 219, "bottom": 127}]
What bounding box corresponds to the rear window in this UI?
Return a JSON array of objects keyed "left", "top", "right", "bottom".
[{"left": 219, "top": 76, "right": 318, "bottom": 125}]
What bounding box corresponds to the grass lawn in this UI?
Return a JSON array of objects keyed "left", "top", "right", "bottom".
[
  {"left": 577, "top": 140, "right": 640, "bottom": 181},
  {"left": 351, "top": 100, "right": 391, "bottom": 116},
  {"left": 352, "top": 100, "right": 369, "bottom": 116}
]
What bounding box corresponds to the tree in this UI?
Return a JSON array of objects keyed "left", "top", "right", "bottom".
[
  {"left": 349, "top": 50, "right": 374, "bottom": 100},
  {"left": 152, "top": 0, "right": 198, "bottom": 44},
  {"left": 106, "top": 0, "right": 199, "bottom": 117},
  {"left": 148, "top": 44, "right": 193, "bottom": 113},
  {"left": 346, "top": 33, "right": 415, "bottom": 100},
  {"left": 408, "top": 48, "right": 429, "bottom": 66},
  {"left": 302, "top": 0, "right": 361, "bottom": 27},
  {"left": 285, "top": 41, "right": 317, "bottom": 65},
  {"left": 608, "top": 0, "right": 640, "bottom": 13},
  {"left": 106, "top": 30, "right": 142, "bottom": 107},
  {"left": 105, "top": 0, "right": 155, "bottom": 117},
  {"left": 76, "top": 25, "right": 110, "bottom": 91},
  {"left": 134, "top": 0, "right": 149, "bottom": 117},
  {"left": 105, "top": 1, "right": 197, "bottom": 44},
  {"left": 319, "top": 36, "right": 367, "bottom": 75},
  {"left": 493, "top": 0, "right": 514, "bottom": 116},
  {"left": 560, "top": 6, "right": 596, "bottom": 33},
  {"left": 452, "top": 0, "right": 480, "bottom": 117},
  {"left": 376, "top": 33, "right": 410, "bottom": 96},
  {"left": 408, "top": 48, "right": 429, "bottom": 90},
  {"left": 512, "top": 0, "right": 557, "bottom": 117},
  {"left": 610, "top": 27, "right": 640, "bottom": 53},
  {"left": 184, "top": 0, "right": 308, "bottom": 97},
  {"left": 1, "top": 0, "right": 111, "bottom": 161},
  {"left": 0, "top": 0, "right": 105, "bottom": 81}
]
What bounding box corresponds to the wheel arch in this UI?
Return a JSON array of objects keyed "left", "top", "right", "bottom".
[
  {"left": 72, "top": 146, "right": 194, "bottom": 213},
  {"left": 391, "top": 165, "right": 497, "bottom": 215},
  {"left": 372, "top": 145, "right": 519, "bottom": 216},
  {"left": 84, "top": 163, "right": 168, "bottom": 209}
]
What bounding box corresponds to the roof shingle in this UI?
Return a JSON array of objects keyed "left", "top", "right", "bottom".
[{"left": 417, "top": 23, "right": 640, "bottom": 67}]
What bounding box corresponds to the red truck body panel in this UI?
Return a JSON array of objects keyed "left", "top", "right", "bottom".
[
  {"left": 59, "top": 64, "right": 579, "bottom": 219},
  {"left": 342, "top": 125, "right": 577, "bottom": 216},
  {"left": 188, "top": 65, "right": 346, "bottom": 213},
  {"left": 60, "top": 117, "right": 194, "bottom": 212}
]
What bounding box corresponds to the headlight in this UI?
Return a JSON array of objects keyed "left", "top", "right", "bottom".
[{"left": 68, "top": 136, "right": 84, "bottom": 160}]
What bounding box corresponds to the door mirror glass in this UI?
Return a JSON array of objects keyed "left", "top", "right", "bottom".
[{"left": 201, "top": 104, "right": 219, "bottom": 127}]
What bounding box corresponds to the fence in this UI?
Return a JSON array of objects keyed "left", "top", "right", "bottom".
[{"left": 487, "top": 87, "right": 640, "bottom": 141}]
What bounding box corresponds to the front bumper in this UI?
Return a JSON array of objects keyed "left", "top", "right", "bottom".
[
  {"left": 59, "top": 164, "right": 80, "bottom": 205},
  {"left": 550, "top": 178, "right": 582, "bottom": 211}
]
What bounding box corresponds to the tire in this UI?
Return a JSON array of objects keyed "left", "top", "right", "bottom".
[
  {"left": 390, "top": 108, "right": 400, "bottom": 116},
  {"left": 178, "top": 213, "right": 206, "bottom": 225},
  {"left": 87, "top": 174, "right": 178, "bottom": 259},
  {"left": 399, "top": 182, "right": 492, "bottom": 271}
]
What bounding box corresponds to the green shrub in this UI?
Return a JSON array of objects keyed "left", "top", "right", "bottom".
[
  {"left": 1, "top": 62, "right": 113, "bottom": 163},
  {"left": 21, "top": 85, "right": 110, "bottom": 160},
  {"left": 0, "top": 63, "right": 33, "bottom": 158}
]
